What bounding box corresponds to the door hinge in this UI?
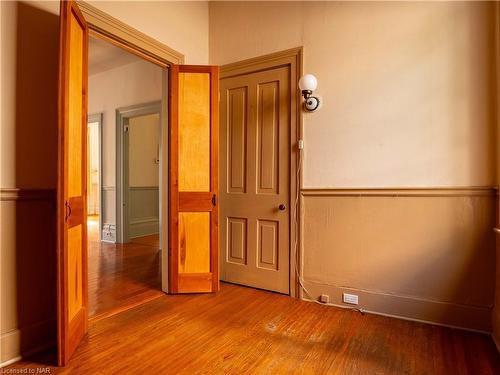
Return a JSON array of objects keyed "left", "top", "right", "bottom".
[
  {"left": 212, "top": 193, "right": 217, "bottom": 207},
  {"left": 124, "top": 125, "right": 129, "bottom": 132}
]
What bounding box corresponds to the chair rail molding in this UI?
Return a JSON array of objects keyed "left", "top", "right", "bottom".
[
  {"left": 300, "top": 186, "right": 498, "bottom": 197},
  {"left": 0, "top": 188, "right": 56, "bottom": 201}
]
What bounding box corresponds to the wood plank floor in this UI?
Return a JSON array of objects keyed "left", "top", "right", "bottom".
[
  {"left": 87, "top": 216, "right": 162, "bottom": 318},
  {"left": 8, "top": 283, "right": 499, "bottom": 374}
]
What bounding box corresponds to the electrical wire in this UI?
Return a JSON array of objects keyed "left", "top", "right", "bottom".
[{"left": 293, "top": 145, "right": 364, "bottom": 315}]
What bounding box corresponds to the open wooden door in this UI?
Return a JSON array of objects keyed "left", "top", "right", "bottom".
[
  {"left": 169, "top": 65, "right": 220, "bottom": 293},
  {"left": 57, "top": 0, "right": 88, "bottom": 366}
]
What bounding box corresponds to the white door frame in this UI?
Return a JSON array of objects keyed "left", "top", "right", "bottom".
[{"left": 87, "top": 112, "right": 103, "bottom": 241}]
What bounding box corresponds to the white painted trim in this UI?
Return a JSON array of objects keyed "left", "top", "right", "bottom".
[
  {"left": 0, "top": 319, "right": 56, "bottom": 368},
  {"left": 0, "top": 355, "right": 21, "bottom": 368},
  {"left": 492, "top": 333, "right": 500, "bottom": 353},
  {"left": 0, "top": 341, "right": 56, "bottom": 368}
]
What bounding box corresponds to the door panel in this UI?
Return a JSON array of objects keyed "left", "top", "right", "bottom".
[
  {"left": 178, "top": 72, "right": 211, "bottom": 192},
  {"left": 220, "top": 67, "right": 290, "bottom": 294},
  {"left": 227, "top": 87, "right": 247, "bottom": 193},
  {"left": 57, "top": 0, "right": 88, "bottom": 366},
  {"left": 169, "top": 65, "right": 219, "bottom": 294}
]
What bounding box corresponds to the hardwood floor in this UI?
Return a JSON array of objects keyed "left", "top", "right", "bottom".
[
  {"left": 87, "top": 216, "right": 162, "bottom": 319},
  {"left": 8, "top": 283, "right": 499, "bottom": 374}
]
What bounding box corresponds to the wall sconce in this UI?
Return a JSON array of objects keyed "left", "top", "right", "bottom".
[{"left": 299, "top": 74, "right": 320, "bottom": 112}]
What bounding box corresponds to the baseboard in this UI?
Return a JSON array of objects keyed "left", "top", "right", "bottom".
[
  {"left": 0, "top": 319, "right": 55, "bottom": 367},
  {"left": 492, "top": 333, "right": 500, "bottom": 353},
  {"left": 129, "top": 216, "right": 159, "bottom": 239},
  {"left": 0, "top": 355, "right": 21, "bottom": 368},
  {"left": 302, "top": 296, "right": 491, "bottom": 335},
  {"left": 301, "top": 282, "right": 491, "bottom": 332}
]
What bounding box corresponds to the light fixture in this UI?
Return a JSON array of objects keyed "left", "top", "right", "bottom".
[{"left": 299, "top": 74, "right": 320, "bottom": 112}]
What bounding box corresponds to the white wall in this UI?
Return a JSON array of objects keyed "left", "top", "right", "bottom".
[{"left": 88, "top": 59, "right": 162, "bottom": 188}]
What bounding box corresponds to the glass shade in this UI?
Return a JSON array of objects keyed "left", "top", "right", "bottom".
[{"left": 299, "top": 74, "right": 318, "bottom": 91}]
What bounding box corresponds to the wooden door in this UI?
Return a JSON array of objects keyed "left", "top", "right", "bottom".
[
  {"left": 169, "top": 65, "right": 220, "bottom": 293},
  {"left": 57, "top": 0, "right": 88, "bottom": 366},
  {"left": 220, "top": 66, "right": 290, "bottom": 294}
]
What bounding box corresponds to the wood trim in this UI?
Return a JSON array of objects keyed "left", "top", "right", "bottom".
[
  {"left": 169, "top": 65, "right": 220, "bottom": 294},
  {"left": 57, "top": 1, "right": 89, "bottom": 366},
  {"left": 168, "top": 64, "right": 180, "bottom": 293},
  {"left": 76, "top": 1, "right": 184, "bottom": 66},
  {"left": 210, "top": 66, "right": 220, "bottom": 293},
  {"left": 301, "top": 186, "right": 498, "bottom": 197},
  {"left": 221, "top": 48, "right": 303, "bottom": 298},
  {"left": 0, "top": 188, "right": 56, "bottom": 201},
  {"left": 179, "top": 192, "right": 214, "bottom": 212},
  {"left": 221, "top": 47, "right": 303, "bottom": 78},
  {"left": 178, "top": 273, "right": 213, "bottom": 293}
]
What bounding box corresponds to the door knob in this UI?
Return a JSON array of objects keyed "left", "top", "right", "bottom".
[{"left": 278, "top": 204, "right": 286, "bottom": 211}]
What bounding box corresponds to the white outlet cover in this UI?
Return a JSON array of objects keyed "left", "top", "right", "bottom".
[{"left": 343, "top": 293, "right": 358, "bottom": 305}]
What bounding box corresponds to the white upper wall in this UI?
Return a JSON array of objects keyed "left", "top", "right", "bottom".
[
  {"left": 88, "top": 59, "right": 163, "bottom": 187},
  {"left": 209, "top": 1, "right": 497, "bottom": 188}
]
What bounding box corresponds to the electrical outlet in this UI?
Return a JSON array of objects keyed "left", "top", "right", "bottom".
[
  {"left": 343, "top": 293, "right": 358, "bottom": 305},
  {"left": 319, "top": 294, "right": 330, "bottom": 304}
]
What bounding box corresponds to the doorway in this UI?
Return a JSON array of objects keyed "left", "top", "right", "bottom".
[
  {"left": 116, "top": 102, "right": 161, "bottom": 244},
  {"left": 86, "top": 36, "right": 165, "bottom": 319},
  {"left": 87, "top": 113, "right": 102, "bottom": 242},
  {"left": 57, "top": 1, "right": 219, "bottom": 365}
]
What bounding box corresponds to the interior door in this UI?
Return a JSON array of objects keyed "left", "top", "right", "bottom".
[
  {"left": 57, "top": 0, "right": 88, "bottom": 366},
  {"left": 169, "top": 65, "right": 220, "bottom": 293},
  {"left": 220, "top": 66, "right": 290, "bottom": 294}
]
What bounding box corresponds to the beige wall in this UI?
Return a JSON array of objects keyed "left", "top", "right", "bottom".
[
  {"left": 210, "top": 1, "right": 496, "bottom": 188},
  {"left": 210, "top": 1, "right": 497, "bottom": 331},
  {"left": 87, "top": 0, "right": 209, "bottom": 64},
  {"left": 302, "top": 190, "right": 495, "bottom": 331},
  {"left": 0, "top": 0, "right": 208, "bottom": 365}
]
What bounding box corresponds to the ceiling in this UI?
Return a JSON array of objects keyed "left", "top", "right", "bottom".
[{"left": 88, "top": 37, "right": 141, "bottom": 76}]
